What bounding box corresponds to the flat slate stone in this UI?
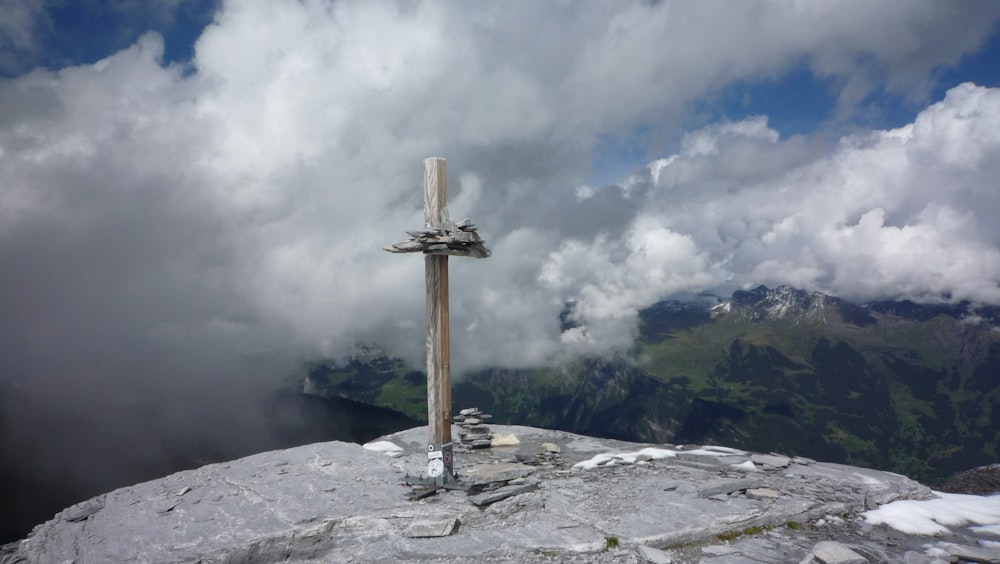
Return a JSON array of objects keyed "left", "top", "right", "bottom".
[
  {"left": 672, "top": 458, "right": 733, "bottom": 472},
  {"left": 811, "top": 540, "right": 867, "bottom": 564},
  {"left": 745, "top": 487, "right": 780, "bottom": 501},
  {"left": 403, "top": 516, "right": 459, "bottom": 538},
  {"left": 468, "top": 483, "right": 539, "bottom": 507},
  {"left": 63, "top": 498, "right": 104, "bottom": 522},
  {"left": 751, "top": 453, "right": 791, "bottom": 468},
  {"left": 902, "top": 551, "right": 931, "bottom": 564},
  {"left": 461, "top": 462, "right": 535, "bottom": 485},
  {"left": 937, "top": 542, "right": 1000, "bottom": 563},
  {"left": 698, "top": 479, "right": 759, "bottom": 498},
  {"left": 638, "top": 544, "right": 672, "bottom": 563}
]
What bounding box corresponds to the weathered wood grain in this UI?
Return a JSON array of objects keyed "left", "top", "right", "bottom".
[
  {"left": 424, "top": 157, "right": 446, "bottom": 227},
  {"left": 424, "top": 158, "right": 453, "bottom": 481},
  {"left": 384, "top": 156, "right": 491, "bottom": 484},
  {"left": 425, "top": 254, "right": 451, "bottom": 454}
]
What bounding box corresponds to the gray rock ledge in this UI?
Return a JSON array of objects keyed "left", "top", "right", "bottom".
[{"left": 1, "top": 425, "right": 988, "bottom": 563}]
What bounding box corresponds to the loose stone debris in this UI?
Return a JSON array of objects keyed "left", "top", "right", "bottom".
[
  {"left": 468, "top": 482, "right": 539, "bottom": 507},
  {"left": 4, "top": 424, "right": 1000, "bottom": 564},
  {"left": 383, "top": 218, "right": 491, "bottom": 258}
]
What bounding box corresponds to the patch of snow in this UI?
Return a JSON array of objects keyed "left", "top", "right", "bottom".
[
  {"left": 709, "top": 302, "right": 731, "bottom": 314},
  {"left": 633, "top": 448, "right": 678, "bottom": 461},
  {"left": 573, "top": 453, "right": 618, "bottom": 470},
  {"left": 972, "top": 523, "right": 1000, "bottom": 536},
  {"left": 362, "top": 441, "right": 404, "bottom": 457},
  {"left": 699, "top": 445, "right": 748, "bottom": 455},
  {"left": 682, "top": 448, "right": 739, "bottom": 456},
  {"left": 573, "top": 447, "right": 678, "bottom": 470},
  {"left": 768, "top": 302, "right": 791, "bottom": 317},
  {"left": 731, "top": 460, "right": 758, "bottom": 472},
  {"left": 863, "top": 492, "right": 1000, "bottom": 536}
]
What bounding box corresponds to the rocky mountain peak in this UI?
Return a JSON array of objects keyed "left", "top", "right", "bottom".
[
  {"left": 718, "top": 284, "right": 1000, "bottom": 329},
  {"left": 721, "top": 285, "right": 868, "bottom": 326},
  {"left": 3, "top": 425, "right": 998, "bottom": 564}
]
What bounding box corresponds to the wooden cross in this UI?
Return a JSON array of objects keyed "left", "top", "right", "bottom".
[{"left": 385, "top": 157, "right": 490, "bottom": 485}]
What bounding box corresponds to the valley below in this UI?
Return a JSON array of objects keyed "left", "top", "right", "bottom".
[{"left": 302, "top": 286, "right": 1000, "bottom": 487}]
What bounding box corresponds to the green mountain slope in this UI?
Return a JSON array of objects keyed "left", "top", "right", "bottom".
[{"left": 298, "top": 286, "right": 1000, "bottom": 484}]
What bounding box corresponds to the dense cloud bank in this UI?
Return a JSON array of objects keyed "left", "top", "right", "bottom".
[
  {"left": 2, "top": 0, "right": 999, "bottom": 381},
  {"left": 2, "top": 2, "right": 999, "bottom": 534},
  {"left": 554, "top": 85, "right": 1000, "bottom": 351}
]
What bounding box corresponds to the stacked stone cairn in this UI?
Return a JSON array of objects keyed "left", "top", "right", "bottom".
[{"left": 453, "top": 407, "right": 493, "bottom": 449}]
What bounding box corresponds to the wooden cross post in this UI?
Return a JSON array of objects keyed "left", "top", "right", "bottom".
[
  {"left": 423, "top": 159, "right": 453, "bottom": 483},
  {"left": 385, "top": 157, "right": 490, "bottom": 487}
]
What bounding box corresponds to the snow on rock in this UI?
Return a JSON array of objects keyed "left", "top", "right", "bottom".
[
  {"left": 863, "top": 491, "right": 1000, "bottom": 535},
  {"left": 731, "top": 460, "right": 759, "bottom": 472},
  {"left": 973, "top": 523, "right": 1000, "bottom": 536},
  {"left": 572, "top": 447, "right": 677, "bottom": 469},
  {"left": 573, "top": 444, "right": 752, "bottom": 470},
  {"left": 699, "top": 445, "right": 748, "bottom": 455},
  {"left": 362, "top": 440, "right": 404, "bottom": 457}
]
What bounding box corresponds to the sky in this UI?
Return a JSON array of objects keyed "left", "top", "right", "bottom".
[
  {"left": 1, "top": 0, "right": 999, "bottom": 533},
  {"left": 2, "top": 1, "right": 1000, "bottom": 410}
]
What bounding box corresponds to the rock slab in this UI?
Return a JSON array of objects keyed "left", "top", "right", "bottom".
[
  {"left": 0, "top": 425, "right": 956, "bottom": 564},
  {"left": 403, "top": 517, "right": 459, "bottom": 538},
  {"left": 809, "top": 540, "right": 867, "bottom": 564}
]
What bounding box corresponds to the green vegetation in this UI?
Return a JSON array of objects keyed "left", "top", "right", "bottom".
[
  {"left": 297, "top": 354, "right": 428, "bottom": 421},
  {"left": 295, "top": 288, "right": 1000, "bottom": 485},
  {"left": 717, "top": 525, "right": 766, "bottom": 541},
  {"left": 604, "top": 536, "right": 620, "bottom": 551}
]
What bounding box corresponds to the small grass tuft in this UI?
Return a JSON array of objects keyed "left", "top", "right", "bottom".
[{"left": 716, "top": 525, "right": 769, "bottom": 542}]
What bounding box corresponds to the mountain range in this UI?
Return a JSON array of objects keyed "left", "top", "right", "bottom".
[{"left": 300, "top": 285, "right": 1000, "bottom": 485}]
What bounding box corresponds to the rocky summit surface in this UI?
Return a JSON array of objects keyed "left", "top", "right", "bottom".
[{"left": 2, "top": 425, "right": 998, "bottom": 563}]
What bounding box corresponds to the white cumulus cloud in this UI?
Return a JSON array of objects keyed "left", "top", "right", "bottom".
[{"left": 1, "top": 0, "right": 999, "bottom": 378}]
